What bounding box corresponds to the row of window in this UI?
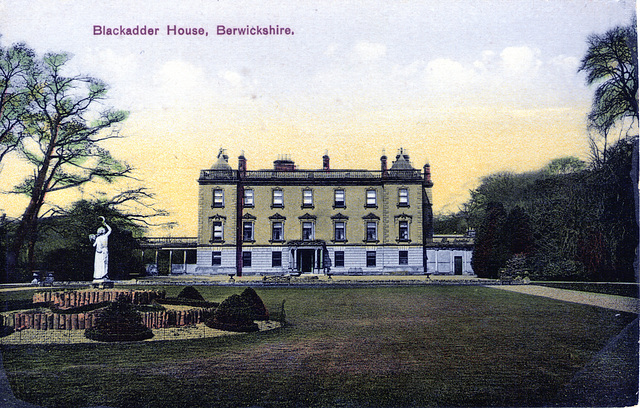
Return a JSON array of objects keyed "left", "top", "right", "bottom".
[
  {"left": 211, "top": 219, "right": 411, "bottom": 243},
  {"left": 211, "top": 250, "right": 410, "bottom": 267},
  {"left": 212, "top": 187, "right": 411, "bottom": 209}
]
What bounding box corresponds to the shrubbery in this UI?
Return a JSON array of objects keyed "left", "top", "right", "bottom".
[
  {"left": 205, "top": 293, "right": 260, "bottom": 332},
  {"left": 240, "top": 287, "right": 269, "bottom": 321},
  {"left": 85, "top": 294, "right": 153, "bottom": 342},
  {"left": 178, "top": 286, "right": 205, "bottom": 302},
  {"left": 156, "top": 286, "right": 218, "bottom": 308}
]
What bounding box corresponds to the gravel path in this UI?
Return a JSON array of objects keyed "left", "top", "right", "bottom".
[{"left": 488, "top": 284, "right": 640, "bottom": 314}]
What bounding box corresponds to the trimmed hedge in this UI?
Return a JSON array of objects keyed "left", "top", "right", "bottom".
[
  {"left": 155, "top": 298, "right": 219, "bottom": 308},
  {"left": 240, "top": 287, "right": 269, "bottom": 321},
  {"left": 205, "top": 294, "right": 258, "bottom": 332},
  {"left": 177, "top": 286, "right": 205, "bottom": 301},
  {"left": 84, "top": 295, "right": 153, "bottom": 342}
]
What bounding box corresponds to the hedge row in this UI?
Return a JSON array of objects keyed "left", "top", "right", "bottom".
[
  {"left": 9, "top": 308, "right": 215, "bottom": 331},
  {"left": 32, "top": 289, "right": 165, "bottom": 309}
]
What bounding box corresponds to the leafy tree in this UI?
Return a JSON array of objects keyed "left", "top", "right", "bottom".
[
  {"left": 579, "top": 21, "right": 638, "bottom": 163},
  {"left": 466, "top": 149, "right": 636, "bottom": 281},
  {"left": 433, "top": 212, "right": 468, "bottom": 235},
  {"left": 579, "top": 20, "right": 638, "bottom": 280},
  {"left": 471, "top": 202, "right": 510, "bottom": 278},
  {"left": 543, "top": 157, "right": 586, "bottom": 175},
  {"left": 0, "top": 41, "right": 35, "bottom": 167},
  {"left": 505, "top": 206, "right": 534, "bottom": 255},
  {"left": 35, "top": 198, "right": 147, "bottom": 281},
  {"left": 6, "top": 51, "right": 130, "bottom": 279}
]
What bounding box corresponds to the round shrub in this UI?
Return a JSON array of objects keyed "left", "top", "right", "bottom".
[
  {"left": 205, "top": 294, "right": 258, "bottom": 332},
  {"left": 177, "top": 286, "right": 205, "bottom": 302},
  {"left": 240, "top": 287, "right": 269, "bottom": 321},
  {"left": 85, "top": 294, "right": 153, "bottom": 342}
]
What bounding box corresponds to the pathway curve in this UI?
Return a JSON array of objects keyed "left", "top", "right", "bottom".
[{"left": 488, "top": 284, "right": 640, "bottom": 313}]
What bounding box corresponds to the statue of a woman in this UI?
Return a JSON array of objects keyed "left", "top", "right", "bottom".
[{"left": 90, "top": 216, "right": 112, "bottom": 281}]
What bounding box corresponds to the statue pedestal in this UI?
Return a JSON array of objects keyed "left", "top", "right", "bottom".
[{"left": 91, "top": 280, "right": 114, "bottom": 289}]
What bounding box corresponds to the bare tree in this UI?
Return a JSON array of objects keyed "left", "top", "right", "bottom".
[
  {"left": 579, "top": 21, "right": 638, "bottom": 163},
  {"left": 7, "top": 52, "right": 131, "bottom": 278}
]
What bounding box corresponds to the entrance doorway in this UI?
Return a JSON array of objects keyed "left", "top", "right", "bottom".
[
  {"left": 297, "top": 249, "right": 315, "bottom": 273},
  {"left": 454, "top": 256, "right": 463, "bottom": 275}
]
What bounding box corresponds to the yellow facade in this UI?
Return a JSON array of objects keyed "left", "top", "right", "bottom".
[{"left": 196, "top": 149, "right": 433, "bottom": 275}]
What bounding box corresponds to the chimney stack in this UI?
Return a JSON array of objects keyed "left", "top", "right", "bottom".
[
  {"left": 238, "top": 151, "right": 247, "bottom": 177},
  {"left": 322, "top": 150, "right": 330, "bottom": 172},
  {"left": 380, "top": 149, "right": 388, "bottom": 177}
]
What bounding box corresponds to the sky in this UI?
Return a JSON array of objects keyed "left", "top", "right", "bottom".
[{"left": 0, "top": 0, "right": 636, "bottom": 236}]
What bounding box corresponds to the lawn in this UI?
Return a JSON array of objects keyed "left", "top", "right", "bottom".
[{"left": 1, "top": 285, "right": 637, "bottom": 407}]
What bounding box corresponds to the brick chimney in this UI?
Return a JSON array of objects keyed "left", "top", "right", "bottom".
[
  {"left": 238, "top": 151, "right": 247, "bottom": 177},
  {"left": 424, "top": 162, "right": 432, "bottom": 185},
  {"left": 274, "top": 154, "right": 296, "bottom": 171},
  {"left": 322, "top": 150, "right": 330, "bottom": 172},
  {"left": 380, "top": 150, "right": 388, "bottom": 177}
]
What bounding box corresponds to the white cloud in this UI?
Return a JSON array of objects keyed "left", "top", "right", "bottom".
[
  {"left": 220, "top": 70, "right": 245, "bottom": 87},
  {"left": 353, "top": 41, "right": 387, "bottom": 62},
  {"left": 424, "top": 58, "right": 477, "bottom": 91},
  {"left": 150, "top": 60, "right": 209, "bottom": 107},
  {"left": 500, "top": 46, "right": 542, "bottom": 75}
]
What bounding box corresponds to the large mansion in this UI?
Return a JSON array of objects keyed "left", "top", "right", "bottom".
[{"left": 194, "top": 149, "right": 473, "bottom": 276}]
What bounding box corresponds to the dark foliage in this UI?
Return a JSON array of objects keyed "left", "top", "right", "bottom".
[
  {"left": 177, "top": 286, "right": 205, "bottom": 301},
  {"left": 35, "top": 200, "right": 146, "bottom": 281},
  {"left": 155, "top": 298, "right": 219, "bottom": 308},
  {"left": 467, "top": 140, "right": 638, "bottom": 281},
  {"left": 240, "top": 287, "right": 269, "bottom": 321},
  {"left": 84, "top": 294, "right": 153, "bottom": 342},
  {"left": 579, "top": 21, "right": 638, "bottom": 136},
  {"left": 205, "top": 294, "right": 258, "bottom": 332},
  {"left": 433, "top": 213, "right": 468, "bottom": 235},
  {"left": 472, "top": 202, "right": 510, "bottom": 279}
]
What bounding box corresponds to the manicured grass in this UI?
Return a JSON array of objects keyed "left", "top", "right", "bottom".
[{"left": 1, "top": 285, "right": 637, "bottom": 407}]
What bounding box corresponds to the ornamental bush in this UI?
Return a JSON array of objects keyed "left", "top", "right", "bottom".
[
  {"left": 205, "top": 294, "right": 258, "bottom": 332},
  {"left": 240, "top": 287, "right": 269, "bottom": 321},
  {"left": 177, "top": 286, "right": 205, "bottom": 302},
  {"left": 84, "top": 294, "right": 153, "bottom": 342}
]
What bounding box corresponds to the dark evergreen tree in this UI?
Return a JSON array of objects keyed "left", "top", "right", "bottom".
[{"left": 472, "top": 202, "right": 510, "bottom": 278}]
